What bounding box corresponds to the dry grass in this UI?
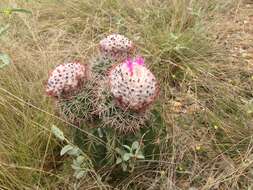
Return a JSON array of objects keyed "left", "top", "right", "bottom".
[{"left": 0, "top": 0, "right": 253, "bottom": 189}]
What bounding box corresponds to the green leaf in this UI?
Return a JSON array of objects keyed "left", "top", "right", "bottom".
[
  {"left": 0, "top": 24, "right": 9, "bottom": 37},
  {"left": 76, "top": 156, "right": 85, "bottom": 165},
  {"left": 116, "top": 157, "right": 122, "bottom": 164},
  {"left": 11, "top": 8, "right": 32, "bottom": 14},
  {"left": 123, "top": 153, "right": 132, "bottom": 161},
  {"left": 122, "top": 145, "right": 131, "bottom": 152},
  {"left": 0, "top": 53, "right": 11, "bottom": 69},
  {"left": 115, "top": 148, "right": 124, "bottom": 156},
  {"left": 60, "top": 145, "right": 74, "bottom": 156},
  {"left": 1, "top": 8, "right": 12, "bottom": 15},
  {"left": 136, "top": 152, "right": 145, "bottom": 159},
  {"left": 51, "top": 125, "right": 65, "bottom": 141},
  {"left": 71, "top": 164, "right": 81, "bottom": 170},
  {"left": 74, "top": 170, "right": 86, "bottom": 179},
  {"left": 132, "top": 141, "right": 139, "bottom": 151},
  {"left": 67, "top": 147, "right": 81, "bottom": 156},
  {"left": 0, "top": 8, "right": 32, "bottom": 15}
]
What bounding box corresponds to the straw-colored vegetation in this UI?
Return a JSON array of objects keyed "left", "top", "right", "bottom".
[{"left": 0, "top": 0, "right": 252, "bottom": 189}]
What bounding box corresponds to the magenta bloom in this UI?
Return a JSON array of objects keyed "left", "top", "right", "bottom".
[{"left": 125, "top": 56, "right": 145, "bottom": 76}]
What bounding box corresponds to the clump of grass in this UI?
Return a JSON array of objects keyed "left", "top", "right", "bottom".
[{"left": 0, "top": 0, "right": 253, "bottom": 189}]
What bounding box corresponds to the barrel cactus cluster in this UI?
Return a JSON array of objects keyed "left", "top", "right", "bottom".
[{"left": 46, "top": 34, "right": 159, "bottom": 133}]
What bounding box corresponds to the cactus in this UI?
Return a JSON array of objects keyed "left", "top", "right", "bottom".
[
  {"left": 57, "top": 79, "right": 96, "bottom": 124},
  {"left": 99, "top": 34, "right": 135, "bottom": 62},
  {"left": 109, "top": 57, "right": 159, "bottom": 111},
  {"left": 47, "top": 34, "right": 165, "bottom": 183},
  {"left": 89, "top": 55, "right": 113, "bottom": 76},
  {"left": 57, "top": 76, "right": 150, "bottom": 133},
  {"left": 92, "top": 79, "right": 151, "bottom": 133},
  {"left": 46, "top": 62, "right": 87, "bottom": 98}
]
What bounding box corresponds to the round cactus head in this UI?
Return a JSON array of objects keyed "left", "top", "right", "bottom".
[
  {"left": 109, "top": 57, "right": 159, "bottom": 111},
  {"left": 46, "top": 62, "right": 87, "bottom": 98},
  {"left": 99, "top": 34, "right": 135, "bottom": 62}
]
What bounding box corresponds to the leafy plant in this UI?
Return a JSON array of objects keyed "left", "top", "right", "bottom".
[
  {"left": 115, "top": 141, "right": 145, "bottom": 172},
  {"left": 51, "top": 125, "right": 93, "bottom": 180},
  {"left": 61, "top": 145, "right": 91, "bottom": 179}
]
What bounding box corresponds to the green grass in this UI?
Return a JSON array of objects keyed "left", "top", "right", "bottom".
[{"left": 0, "top": 0, "right": 253, "bottom": 189}]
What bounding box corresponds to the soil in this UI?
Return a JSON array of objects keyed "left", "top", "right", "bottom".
[{"left": 216, "top": 0, "right": 253, "bottom": 66}]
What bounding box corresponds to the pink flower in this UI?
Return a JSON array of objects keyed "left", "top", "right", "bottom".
[
  {"left": 125, "top": 56, "right": 145, "bottom": 76},
  {"left": 126, "top": 58, "right": 134, "bottom": 76},
  {"left": 135, "top": 56, "right": 144, "bottom": 66}
]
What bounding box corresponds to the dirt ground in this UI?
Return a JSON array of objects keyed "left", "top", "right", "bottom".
[{"left": 216, "top": 0, "right": 252, "bottom": 67}]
